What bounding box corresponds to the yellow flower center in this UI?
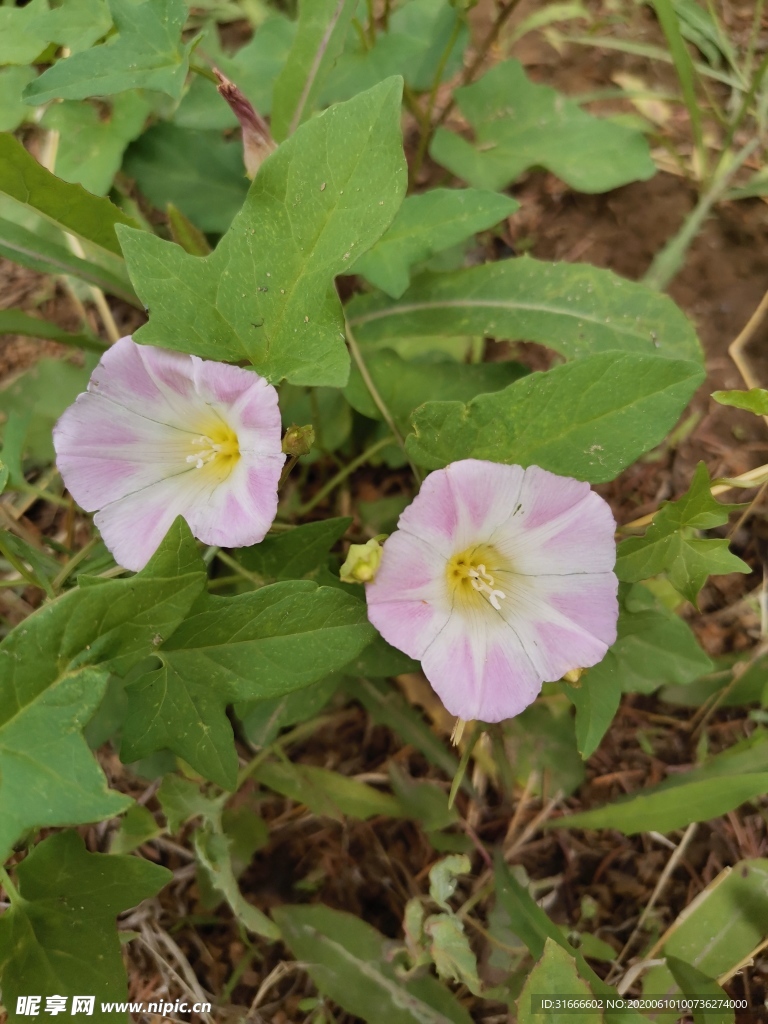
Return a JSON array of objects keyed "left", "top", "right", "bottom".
[
  {"left": 186, "top": 420, "right": 240, "bottom": 477},
  {"left": 446, "top": 544, "right": 508, "bottom": 611}
]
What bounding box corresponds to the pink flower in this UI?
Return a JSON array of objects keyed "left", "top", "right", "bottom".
[
  {"left": 365, "top": 460, "right": 618, "bottom": 722},
  {"left": 54, "top": 336, "right": 285, "bottom": 571}
]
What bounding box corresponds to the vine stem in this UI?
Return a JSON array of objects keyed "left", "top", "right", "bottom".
[
  {"left": 620, "top": 462, "right": 768, "bottom": 531},
  {"left": 345, "top": 322, "right": 422, "bottom": 483},
  {"left": 297, "top": 435, "right": 392, "bottom": 516},
  {"left": 0, "top": 865, "right": 22, "bottom": 906},
  {"left": 433, "top": 0, "right": 524, "bottom": 132},
  {"left": 410, "top": 14, "right": 465, "bottom": 185}
]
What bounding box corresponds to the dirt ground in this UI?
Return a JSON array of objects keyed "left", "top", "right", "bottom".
[{"left": 2, "top": 1, "right": 768, "bottom": 1020}]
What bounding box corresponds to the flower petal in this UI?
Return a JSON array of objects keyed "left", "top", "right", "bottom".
[
  {"left": 493, "top": 468, "right": 616, "bottom": 576},
  {"left": 365, "top": 529, "right": 452, "bottom": 659},
  {"left": 54, "top": 337, "right": 286, "bottom": 568},
  {"left": 497, "top": 570, "right": 619, "bottom": 680},
  {"left": 184, "top": 455, "right": 284, "bottom": 549},
  {"left": 94, "top": 470, "right": 221, "bottom": 571},
  {"left": 53, "top": 392, "right": 195, "bottom": 511},
  {"left": 396, "top": 459, "right": 526, "bottom": 556},
  {"left": 421, "top": 610, "right": 542, "bottom": 722}
]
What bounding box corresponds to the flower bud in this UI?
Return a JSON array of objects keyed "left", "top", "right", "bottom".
[
  {"left": 562, "top": 668, "right": 584, "bottom": 686},
  {"left": 214, "top": 68, "right": 276, "bottom": 178},
  {"left": 282, "top": 423, "right": 315, "bottom": 458},
  {"left": 340, "top": 536, "right": 386, "bottom": 584}
]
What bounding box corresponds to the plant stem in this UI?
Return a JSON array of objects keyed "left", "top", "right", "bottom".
[
  {"left": 715, "top": 48, "right": 768, "bottom": 180},
  {"left": 214, "top": 549, "right": 264, "bottom": 588},
  {"left": 51, "top": 536, "right": 98, "bottom": 592},
  {"left": 0, "top": 865, "right": 22, "bottom": 906},
  {"left": 434, "top": 0, "right": 523, "bottom": 131},
  {"left": 236, "top": 714, "right": 336, "bottom": 789},
  {"left": 449, "top": 723, "right": 482, "bottom": 809},
  {"left": 651, "top": 0, "right": 707, "bottom": 183},
  {"left": 345, "top": 321, "right": 422, "bottom": 482},
  {"left": 189, "top": 62, "right": 220, "bottom": 85},
  {"left": 297, "top": 435, "right": 393, "bottom": 516},
  {"left": 642, "top": 138, "right": 759, "bottom": 291},
  {"left": 410, "top": 14, "right": 465, "bottom": 185}
]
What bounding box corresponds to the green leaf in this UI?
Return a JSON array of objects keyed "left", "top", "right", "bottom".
[
  {"left": 612, "top": 583, "right": 714, "bottom": 694},
  {"left": 347, "top": 632, "right": 420, "bottom": 677},
  {"left": 349, "top": 188, "right": 518, "bottom": 297},
  {"left": 518, "top": 939, "right": 601, "bottom": 1024},
  {"left": 0, "top": 0, "right": 49, "bottom": 65},
  {"left": 0, "top": 830, "right": 170, "bottom": 1019},
  {"left": 424, "top": 913, "right": 482, "bottom": 995},
  {"left": 567, "top": 651, "right": 621, "bottom": 764},
  {"left": 0, "top": 356, "right": 96, "bottom": 473},
  {"left": 270, "top": 0, "right": 359, "bottom": 141},
  {"left": 389, "top": 764, "right": 460, "bottom": 832},
  {"left": 166, "top": 202, "right": 211, "bottom": 256},
  {"left": 273, "top": 903, "right": 474, "bottom": 1024},
  {"left": 616, "top": 462, "right": 750, "bottom": 605},
  {"left": 109, "top": 803, "right": 162, "bottom": 855},
  {"left": 221, "top": 805, "right": 269, "bottom": 876},
  {"left": 495, "top": 859, "right": 647, "bottom": 1024},
  {"left": 41, "top": 94, "right": 151, "bottom": 197},
  {"left": 24, "top": 0, "right": 194, "bottom": 104},
  {"left": 0, "top": 309, "right": 106, "bottom": 353},
  {"left": 0, "top": 215, "right": 137, "bottom": 302},
  {"left": 119, "top": 78, "right": 407, "bottom": 385},
  {"left": 0, "top": 132, "right": 140, "bottom": 255},
  {"left": 348, "top": 257, "right": 703, "bottom": 364},
  {"left": 345, "top": 348, "right": 527, "bottom": 435},
  {"left": 569, "top": 584, "right": 712, "bottom": 757},
  {"left": 0, "top": 519, "right": 206, "bottom": 860},
  {"left": 429, "top": 854, "right": 471, "bottom": 909},
  {"left": 322, "top": 0, "right": 469, "bottom": 101},
  {"left": 237, "top": 674, "right": 342, "bottom": 747},
  {"left": 504, "top": 703, "right": 585, "bottom": 795},
  {"left": 712, "top": 387, "right": 768, "bottom": 416},
  {"left": 642, "top": 859, "right": 768, "bottom": 998},
  {"left": 0, "top": 0, "right": 111, "bottom": 62},
  {"left": 193, "top": 824, "right": 280, "bottom": 940},
  {"left": 406, "top": 352, "right": 704, "bottom": 482},
  {"left": 121, "top": 582, "right": 374, "bottom": 788},
  {"left": 0, "top": 67, "right": 37, "bottom": 132},
  {"left": 554, "top": 732, "right": 768, "bottom": 834},
  {"left": 353, "top": 678, "right": 460, "bottom": 779},
  {"left": 666, "top": 957, "right": 734, "bottom": 1024},
  {"left": 123, "top": 124, "right": 250, "bottom": 234},
  {"left": 157, "top": 774, "right": 226, "bottom": 833},
  {"left": 430, "top": 59, "right": 656, "bottom": 193},
  {"left": 29, "top": 0, "right": 112, "bottom": 53},
  {"left": 239, "top": 517, "right": 352, "bottom": 581},
  {"left": 255, "top": 759, "right": 402, "bottom": 820}
]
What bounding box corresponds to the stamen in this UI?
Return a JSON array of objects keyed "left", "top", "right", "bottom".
[
  {"left": 468, "top": 564, "right": 506, "bottom": 610},
  {"left": 186, "top": 433, "right": 237, "bottom": 471}
]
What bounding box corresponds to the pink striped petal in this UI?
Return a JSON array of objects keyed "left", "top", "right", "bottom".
[
  {"left": 365, "top": 529, "right": 452, "bottom": 658},
  {"left": 54, "top": 336, "right": 285, "bottom": 569},
  {"left": 364, "top": 459, "right": 619, "bottom": 723},
  {"left": 421, "top": 611, "right": 542, "bottom": 722}
]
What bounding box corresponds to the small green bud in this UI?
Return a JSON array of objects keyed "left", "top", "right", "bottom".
[
  {"left": 340, "top": 536, "right": 386, "bottom": 584},
  {"left": 282, "top": 423, "right": 315, "bottom": 458}
]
